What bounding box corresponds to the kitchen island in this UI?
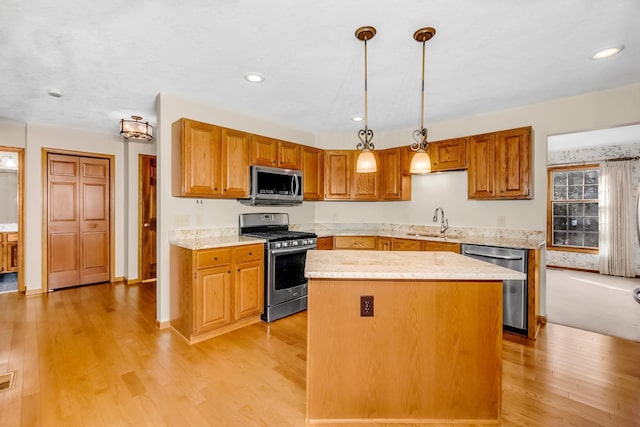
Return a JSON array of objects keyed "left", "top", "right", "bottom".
[{"left": 304, "top": 250, "right": 525, "bottom": 426}]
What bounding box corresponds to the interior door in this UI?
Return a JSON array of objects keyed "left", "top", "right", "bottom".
[
  {"left": 48, "top": 153, "right": 110, "bottom": 290},
  {"left": 140, "top": 155, "right": 157, "bottom": 281}
]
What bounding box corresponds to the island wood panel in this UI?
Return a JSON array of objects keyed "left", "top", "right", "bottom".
[{"left": 307, "top": 278, "right": 502, "bottom": 424}]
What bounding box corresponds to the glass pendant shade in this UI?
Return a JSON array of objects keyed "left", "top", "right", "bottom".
[
  {"left": 356, "top": 149, "right": 377, "bottom": 173},
  {"left": 409, "top": 149, "right": 431, "bottom": 174}
]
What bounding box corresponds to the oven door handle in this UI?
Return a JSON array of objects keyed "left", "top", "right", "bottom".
[{"left": 270, "top": 245, "right": 316, "bottom": 255}]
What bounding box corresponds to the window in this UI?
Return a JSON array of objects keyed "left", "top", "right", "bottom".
[{"left": 547, "top": 165, "right": 599, "bottom": 252}]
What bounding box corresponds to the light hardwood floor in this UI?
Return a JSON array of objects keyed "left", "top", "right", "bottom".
[{"left": 0, "top": 282, "right": 639, "bottom": 426}]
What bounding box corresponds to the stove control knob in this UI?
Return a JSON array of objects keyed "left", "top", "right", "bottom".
[
  {"left": 292, "top": 240, "right": 299, "bottom": 246},
  {"left": 274, "top": 242, "right": 282, "bottom": 249},
  {"left": 302, "top": 239, "right": 307, "bottom": 245},
  {"left": 282, "top": 242, "right": 289, "bottom": 248}
]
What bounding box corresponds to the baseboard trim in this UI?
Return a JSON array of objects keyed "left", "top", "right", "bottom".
[
  {"left": 111, "top": 276, "right": 126, "bottom": 284},
  {"left": 547, "top": 265, "right": 640, "bottom": 278},
  {"left": 156, "top": 319, "right": 171, "bottom": 330},
  {"left": 126, "top": 278, "right": 141, "bottom": 285},
  {"left": 25, "top": 288, "right": 44, "bottom": 296},
  {"left": 546, "top": 265, "right": 598, "bottom": 274}
]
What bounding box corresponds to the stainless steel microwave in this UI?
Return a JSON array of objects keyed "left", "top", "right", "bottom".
[{"left": 239, "top": 165, "right": 303, "bottom": 206}]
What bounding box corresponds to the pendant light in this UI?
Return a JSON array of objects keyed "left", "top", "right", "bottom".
[
  {"left": 409, "top": 27, "right": 436, "bottom": 175},
  {"left": 355, "top": 26, "right": 377, "bottom": 173}
]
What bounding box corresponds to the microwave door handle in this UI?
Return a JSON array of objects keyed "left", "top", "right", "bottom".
[{"left": 292, "top": 175, "right": 299, "bottom": 196}]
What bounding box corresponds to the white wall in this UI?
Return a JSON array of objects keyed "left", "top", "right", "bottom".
[
  {"left": 0, "top": 122, "right": 126, "bottom": 293},
  {"left": 547, "top": 141, "right": 640, "bottom": 272},
  {"left": 315, "top": 84, "right": 640, "bottom": 232},
  {"left": 155, "top": 84, "right": 640, "bottom": 324},
  {"left": 123, "top": 140, "right": 157, "bottom": 281},
  {"left": 156, "top": 93, "right": 318, "bottom": 323}
]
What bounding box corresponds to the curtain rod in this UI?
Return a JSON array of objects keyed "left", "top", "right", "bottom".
[{"left": 548, "top": 155, "right": 640, "bottom": 167}]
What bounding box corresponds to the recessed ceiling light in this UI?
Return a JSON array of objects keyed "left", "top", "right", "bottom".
[
  {"left": 48, "top": 88, "right": 63, "bottom": 97},
  {"left": 591, "top": 45, "right": 624, "bottom": 60},
  {"left": 351, "top": 116, "right": 364, "bottom": 122},
  {"left": 244, "top": 72, "right": 265, "bottom": 83}
]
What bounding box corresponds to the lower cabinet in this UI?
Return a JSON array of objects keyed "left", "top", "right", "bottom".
[
  {"left": 333, "top": 236, "right": 377, "bottom": 250},
  {"left": 316, "top": 236, "right": 334, "bottom": 250},
  {"left": 0, "top": 232, "right": 18, "bottom": 274},
  {"left": 170, "top": 243, "right": 264, "bottom": 344}
]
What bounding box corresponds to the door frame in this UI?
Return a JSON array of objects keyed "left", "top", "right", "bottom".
[
  {"left": 41, "top": 148, "right": 115, "bottom": 292},
  {"left": 0, "top": 146, "right": 25, "bottom": 292},
  {"left": 138, "top": 154, "right": 157, "bottom": 283}
]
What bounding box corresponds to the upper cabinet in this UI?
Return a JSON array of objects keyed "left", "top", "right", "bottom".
[
  {"left": 221, "top": 128, "right": 251, "bottom": 198},
  {"left": 324, "top": 150, "right": 380, "bottom": 201},
  {"left": 379, "top": 147, "right": 411, "bottom": 201},
  {"left": 300, "top": 145, "right": 324, "bottom": 201},
  {"left": 324, "top": 151, "right": 353, "bottom": 200},
  {"left": 428, "top": 137, "right": 467, "bottom": 172},
  {"left": 468, "top": 126, "right": 532, "bottom": 200},
  {"left": 172, "top": 118, "right": 250, "bottom": 198},
  {"left": 172, "top": 118, "right": 223, "bottom": 197},
  {"left": 401, "top": 138, "right": 466, "bottom": 174},
  {"left": 251, "top": 135, "right": 301, "bottom": 170}
]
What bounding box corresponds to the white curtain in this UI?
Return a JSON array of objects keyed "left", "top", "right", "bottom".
[{"left": 598, "top": 160, "right": 635, "bottom": 277}]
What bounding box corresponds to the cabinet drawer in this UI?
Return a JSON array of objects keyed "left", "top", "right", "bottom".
[
  {"left": 233, "top": 244, "right": 263, "bottom": 263},
  {"left": 392, "top": 238, "right": 423, "bottom": 251},
  {"left": 316, "top": 236, "right": 334, "bottom": 250},
  {"left": 423, "top": 241, "right": 461, "bottom": 253},
  {"left": 196, "top": 248, "right": 231, "bottom": 269},
  {"left": 334, "top": 236, "right": 377, "bottom": 250},
  {"left": 5, "top": 233, "right": 18, "bottom": 242}
]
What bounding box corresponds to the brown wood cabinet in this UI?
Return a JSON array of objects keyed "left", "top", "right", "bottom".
[
  {"left": 379, "top": 148, "right": 411, "bottom": 200},
  {"left": 300, "top": 145, "right": 324, "bottom": 201},
  {"left": 423, "top": 240, "right": 461, "bottom": 253},
  {"left": 377, "top": 237, "right": 392, "bottom": 251},
  {"left": 324, "top": 151, "right": 352, "bottom": 200},
  {"left": 428, "top": 137, "right": 467, "bottom": 171},
  {"left": 251, "top": 135, "right": 301, "bottom": 170},
  {"left": 468, "top": 126, "right": 532, "bottom": 200},
  {"left": 170, "top": 243, "right": 264, "bottom": 344},
  {"left": 172, "top": 118, "right": 223, "bottom": 197},
  {"left": 316, "top": 236, "right": 334, "bottom": 250},
  {"left": 0, "top": 232, "right": 18, "bottom": 274},
  {"left": 333, "top": 236, "right": 377, "bottom": 250},
  {"left": 390, "top": 237, "right": 461, "bottom": 253},
  {"left": 324, "top": 150, "right": 379, "bottom": 200},
  {"left": 391, "top": 238, "right": 423, "bottom": 251},
  {"left": 221, "top": 128, "right": 251, "bottom": 198},
  {"left": 172, "top": 118, "right": 250, "bottom": 198}
]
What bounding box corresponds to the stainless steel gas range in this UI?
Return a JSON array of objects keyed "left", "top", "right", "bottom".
[{"left": 239, "top": 213, "right": 317, "bottom": 322}]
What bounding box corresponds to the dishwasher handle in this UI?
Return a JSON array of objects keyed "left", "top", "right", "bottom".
[{"left": 463, "top": 250, "right": 523, "bottom": 261}]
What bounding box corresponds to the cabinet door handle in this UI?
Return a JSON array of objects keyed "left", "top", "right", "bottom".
[{"left": 143, "top": 223, "right": 150, "bottom": 228}]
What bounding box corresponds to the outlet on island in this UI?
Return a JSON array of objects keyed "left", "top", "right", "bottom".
[{"left": 360, "top": 295, "right": 374, "bottom": 317}]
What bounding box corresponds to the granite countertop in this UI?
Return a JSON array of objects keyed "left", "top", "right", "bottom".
[
  {"left": 305, "top": 250, "right": 526, "bottom": 281},
  {"left": 313, "top": 229, "right": 545, "bottom": 250},
  {"left": 170, "top": 235, "right": 265, "bottom": 250}
]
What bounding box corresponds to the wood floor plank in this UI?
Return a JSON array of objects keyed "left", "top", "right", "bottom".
[{"left": 0, "top": 282, "right": 638, "bottom": 426}]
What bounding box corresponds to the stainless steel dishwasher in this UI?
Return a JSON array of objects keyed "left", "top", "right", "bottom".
[{"left": 461, "top": 244, "right": 528, "bottom": 335}]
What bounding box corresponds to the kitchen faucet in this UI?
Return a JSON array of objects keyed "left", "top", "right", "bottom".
[{"left": 433, "top": 207, "right": 449, "bottom": 235}]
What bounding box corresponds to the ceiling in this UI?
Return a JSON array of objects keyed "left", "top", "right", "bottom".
[{"left": 1, "top": 0, "right": 639, "bottom": 137}]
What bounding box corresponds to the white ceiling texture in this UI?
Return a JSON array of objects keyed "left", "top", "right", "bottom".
[{"left": 1, "top": 0, "right": 639, "bottom": 137}]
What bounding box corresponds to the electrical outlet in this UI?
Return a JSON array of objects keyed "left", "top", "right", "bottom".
[{"left": 360, "top": 295, "right": 374, "bottom": 317}]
